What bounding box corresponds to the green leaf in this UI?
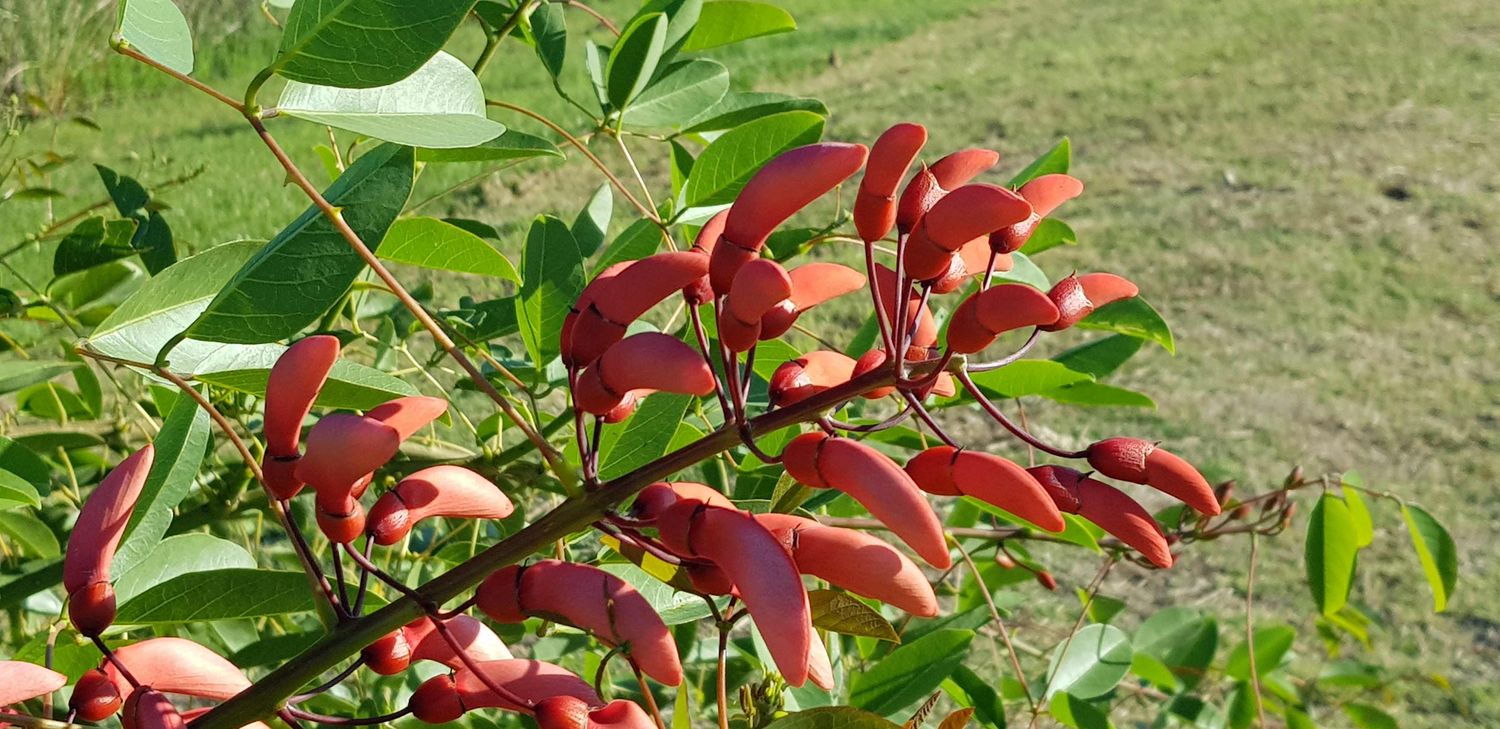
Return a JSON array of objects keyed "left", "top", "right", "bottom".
[
  {"left": 274, "top": 0, "right": 475, "bottom": 88},
  {"left": 187, "top": 144, "right": 413, "bottom": 344},
  {"left": 196, "top": 361, "right": 415, "bottom": 410},
  {"left": 682, "top": 91, "right": 827, "bottom": 134},
  {"left": 1133, "top": 607, "right": 1217, "bottom": 689},
  {"left": 583, "top": 41, "right": 611, "bottom": 111},
  {"left": 1341, "top": 472, "right": 1374, "bottom": 548},
  {"left": 1076, "top": 297, "right": 1175, "bottom": 354},
  {"left": 53, "top": 216, "right": 139, "bottom": 276},
  {"left": 1226, "top": 625, "right": 1296, "bottom": 681},
  {"left": 762, "top": 707, "right": 900, "bottom": 729},
  {"left": 598, "top": 394, "right": 692, "bottom": 480},
  {"left": 113, "top": 534, "right": 254, "bottom": 605},
  {"left": 14, "top": 631, "right": 102, "bottom": 682},
  {"left": 1008, "top": 138, "right": 1070, "bottom": 187},
  {"left": 607, "top": 13, "right": 670, "bottom": 110},
  {"left": 277, "top": 52, "right": 503, "bottom": 148},
  {"left": 515, "top": 215, "right": 584, "bottom": 367},
  {"left": 597, "top": 563, "right": 719, "bottom": 625},
  {"left": 990, "top": 250, "right": 1049, "bottom": 290},
  {"left": 808, "top": 589, "right": 899, "bottom": 642},
  {"left": 0, "top": 360, "right": 79, "bottom": 395},
  {"left": 0, "top": 510, "right": 59, "bottom": 558},
  {"left": 47, "top": 261, "right": 142, "bottom": 314},
  {"left": 1019, "top": 218, "right": 1077, "bottom": 256},
  {"left": 1053, "top": 335, "right": 1143, "bottom": 380},
  {"left": 1049, "top": 692, "right": 1113, "bottom": 729},
  {"left": 1344, "top": 703, "right": 1398, "bottom": 729},
  {"left": 115, "top": 0, "right": 194, "bottom": 75},
  {"left": 959, "top": 360, "right": 1091, "bottom": 400},
  {"left": 622, "top": 59, "right": 730, "bottom": 129},
  {"left": 1402, "top": 504, "right": 1457, "bottom": 613},
  {"left": 95, "top": 165, "right": 149, "bottom": 215},
  {"left": 682, "top": 110, "right": 824, "bottom": 208},
  {"left": 1129, "top": 653, "right": 1178, "bottom": 692},
  {"left": 683, "top": 1, "right": 796, "bottom": 51},
  {"left": 115, "top": 568, "right": 317, "bottom": 623},
  {"left": 1305, "top": 493, "right": 1359, "bottom": 616},
  {"left": 109, "top": 391, "right": 210, "bottom": 578},
  {"left": 572, "top": 184, "right": 613, "bottom": 258},
  {"left": 0, "top": 438, "right": 51, "bottom": 494},
  {"left": 944, "top": 665, "right": 1004, "bottom": 729},
  {"left": 1046, "top": 623, "right": 1132, "bottom": 699},
  {"left": 1040, "top": 382, "right": 1156, "bottom": 409},
  {"left": 84, "top": 242, "right": 416, "bottom": 407},
  {"left": 528, "top": 1, "right": 567, "bottom": 78},
  {"left": 415, "top": 130, "right": 563, "bottom": 163},
  {"left": 597, "top": 218, "right": 667, "bottom": 269},
  {"left": 849, "top": 629, "right": 973, "bottom": 716},
  {"left": 378, "top": 217, "right": 519, "bottom": 280}
]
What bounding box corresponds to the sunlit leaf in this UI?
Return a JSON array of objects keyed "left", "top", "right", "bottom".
[
  {"left": 683, "top": 0, "right": 796, "bottom": 51},
  {"left": 278, "top": 52, "right": 503, "bottom": 148},
  {"left": 681, "top": 110, "right": 824, "bottom": 208},
  {"left": 1305, "top": 493, "right": 1358, "bottom": 616},
  {"left": 274, "top": 0, "right": 475, "bottom": 88},
  {"left": 115, "top": 0, "right": 194, "bottom": 75},
  {"left": 849, "top": 629, "right": 972, "bottom": 716},
  {"left": 378, "top": 217, "right": 519, "bottom": 280},
  {"left": 1402, "top": 504, "right": 1457, "bottom": 612},
  {"left": 1009, "top": 138, "right": 1070, "bottom": 187},
  {"left": 115, "top": 568, "right": 318, "bottom": 623},
  {"left": 809, "top": 590, "right": 899, "bottom": 642},
  {"left": 1046, "top": 624, "right": 1132, "bottom": 699}
]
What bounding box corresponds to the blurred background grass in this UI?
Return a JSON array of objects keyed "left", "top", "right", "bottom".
[{"left": 3, "top": 0, "right": 1497, "bottom": 725}]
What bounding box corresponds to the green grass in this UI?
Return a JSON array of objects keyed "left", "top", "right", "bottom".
[{"left": 4, "top": 0, "right": 1498, "bottom": 725}]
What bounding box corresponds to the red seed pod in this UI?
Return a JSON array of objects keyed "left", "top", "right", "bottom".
[
  {"left": 573, "top": 333, "right": 717, "bottom": 415},
  {"left": 69, "top": 668, "right": 122, "bottom": 722},
  {"left": 1041, "top": 273, "right": 1139, "bottom": 331},
  {"left": 652, "top": 502, "right": 812, "bottom": 687},
  {"left": 990, "top": 174, "right": 1084, "bottom": 254},
  {"left": 711, "top": 143, "right": 869, "bottom": 294},
  {"left": 630, "top": 482, "right": 735, "bottom": 521},
  {"left": 1027, "top": 465, "right": 1173, "bottom": 568},
  {"left": 0, "top": 661, "right": 66, "bottom": 708},
  {"left": 930, "top": 237, "right": 1010, "bottom": 295},
  {"left": 586, "top": 699, "right": 658, "bottom": 729},
  {"left": 261, "top": 335, "right": 340, "bottom": 499},
  {"left": 945, "top": 283, "right": 1060, "bottom": 354},
  {"left": 409, "top": 674, "right": 466, "bottom": 724},
  {"left": 368, "top": 466, "right": 514, "bottom": 545},
  {"left": 361, "top": 630, "right": 413, "bottom": 676},
  {"left": 561, "top": 261, "right": 633, "bottom": 367},
  {"left": 1027, "top": 465, "right": 1083, "bottom": 513},
  {"left": 903, "top": 184, "right": 1032, "bottom": 282},
  {"left": 121, "top": 689, "right": 184, "bottom": 729},
  {"left": 719, "top": 259, "right": 793, "bottom": 352},
  {"left": 758, "top": 263, "right": 867, "bottom": 340},
  {"left": 452, "top": 660, "right": 601, "bottom": 713},
  {"left": 683, "top": 212, "right": 728, "bottom": 306},
  {"left": 1086, "top": 437, "right": 1220, "bottom": 516},
  {"left": 367, "top": 396, "right": 448, "bottom": 441},
  {"left": 782, "top": 433, "right": 950, "bottom": 568},
  {"left": 476, "top": 560, "right": 682, "bottom": 686},
  {"left": 904, "top": 447, "right": 1065, "bottom": 531},
  {"left": 103, "top": 638, "right": 251, "bottom": 701},
  {"left": 534, "top": 695, "right": 592, "bottom": 729},
  {"left": 768, "top": 351, "right": 857, "bottom": 407},
  {"left": 295, "top": 414, "right": 400, "bottom": 494},
  {"left": 855, "top": 122, "right": 928, "bottom": 242},
  {"left": 565, "top": 252, "right": 712, "bottom": 367},
  {"left": 872, "top": 264, "right": 937, "bottom": 348},
  {"left": 1036, "top": 571, "right": 1059, "bottom": 591},
  {"left": 853, "top": 349, "right": 895, "bottom": 399},
  {"left": 896, "top": 148, "right": 1000, "bottom": 234},
  {"left": 64, "top": 444, "right": 154, "bottom": 636},
  {"left": 756, "top": 513, "right": 939, "bottom": 617},
  {"left": 402, "top": 615, "right": 512, "bottom": 668}
]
